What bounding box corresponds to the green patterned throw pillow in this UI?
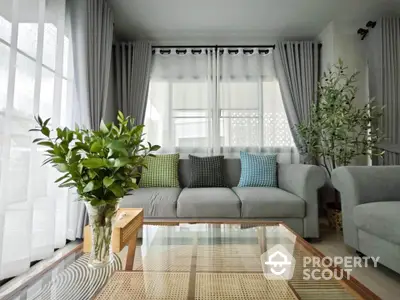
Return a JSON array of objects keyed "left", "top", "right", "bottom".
[{"left": 139, "top": 154, "right": 180, "bottom": 187}]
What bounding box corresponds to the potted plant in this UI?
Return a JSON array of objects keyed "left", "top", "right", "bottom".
[
  {"left": 297, "top": 59, "right": 384, "bottom": 230},
  {"left": 30, "top": 111, "right": 159, "bottom": 268}
]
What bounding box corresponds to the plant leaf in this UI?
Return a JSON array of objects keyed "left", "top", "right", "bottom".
[
  {"left": 88, "top": 169, "right": 97, "bottom": 179},
  {"left": 117, "top": 111, "right": 124, "bottom": 123},
  {"left": 74, "top": 142, "right": 90, "bottom": 152},
  {"left": 53, "top": 157, "right": 65, "bottom": 164},
  {"left": 41, "top": 127, "right": 50, "bottom": 137},
  {"left": 31, "top": 111, "right": 164, "bottom": 201},
  {"left": 150, "top": 145, "right": 161, "bottom": 151},
  {"left": 81, "top": 158, "right": 106, "bottom": 168},
  {"left": 127, "top": 180, "right": 139, "bottom": 190},
  {"left": 38, "top": 141, "right": 54, "bottom": 147},
  {"left": 43, "top": 118, "right": 51, "bottom": 126},
  {"left": 58, "top": 182, "right": 75, "bottom": 188},
  {"left": 114, "top": 157, "right": 131, "bottom": 167},
  {"left": 42, "top": 157, "right": 53, "bottom": 166},
  {"left": 108, "top": 183, "right": 124, "bottom": 198},
  {"left": 100, "top": 120, "right": 109, "bottom": 134},
  {"left": 55, "top": 173, "right": 70, "bottom": 183},
  {"left": 83, "top": 181, "right": 97, "bottom": 193},
  {"left": 103, "top": 176, "right": 114, "bottom": 188},
  {"left": 56, "top": 163, "right": 68, "bottom": 172},
  {"left": 90, "top": 199, "right": 106, "bottom": 206},
  {"left": 108, "top": 140, "right": 125, "bottom": 150},
  {"left": 90, "top": 141, "right": 103, "bottom": 153}
]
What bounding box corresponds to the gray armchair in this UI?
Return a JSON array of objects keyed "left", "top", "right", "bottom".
[{"left": 332, "top": 166, "right": 400, "bottom": 274}]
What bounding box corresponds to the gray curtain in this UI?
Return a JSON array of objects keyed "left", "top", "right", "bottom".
[
  {"left": 69, "top": 0, "right": 114, "bottom": 238},
  {"left": 114, "top": 42, "right": 153, "bottom": 124},
  {"left": 69, "top": 0, "right": 114, "bottom": 130},
  {"left": 367, "top": 17, "right": 400, "bottom": 165},
  {"left": 273, "top": 42, "right": 319, "bottom": 161}
]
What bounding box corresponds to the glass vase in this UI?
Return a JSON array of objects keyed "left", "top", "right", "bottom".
[{"left": 85, "top": 201, "right": 119, "bottom": 268}]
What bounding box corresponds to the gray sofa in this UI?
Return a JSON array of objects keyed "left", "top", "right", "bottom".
[
  {"left": 121, "top": 159, "right": 325, "bottom": 238},
  {"left": 332, "top": 166, "right": 400, "bottom": 274}
]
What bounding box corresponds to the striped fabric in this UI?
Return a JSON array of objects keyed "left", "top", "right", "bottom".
[
  {"left": 238, "top": 152, "right": 277, "bottom": 187},
  {"left": 188, "top": 155, "right": 226, "bottom": 188},
  {"left": 139, "top": 154, "right": 180, "bottom": 187}
]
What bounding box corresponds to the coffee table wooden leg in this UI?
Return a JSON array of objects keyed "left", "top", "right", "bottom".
[{"left": 125, "top": 231, "right": 138, "bottom": 270}]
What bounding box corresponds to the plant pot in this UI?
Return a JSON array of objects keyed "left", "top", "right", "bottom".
[
  {"left": 85, "top": 201, "right": 119, "bottom": 268},
  {"left": 326, "top": 202, "right": 342, "bottom": 232}
]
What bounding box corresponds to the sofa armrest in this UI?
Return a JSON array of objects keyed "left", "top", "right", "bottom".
[
  {"left": 331, "top": 166, "right": 400, "bottom": 249},
  {"left": 278, "top": 164, "right": 326, "bottom": 238},
  {"left": 331, "top": 166, "right": 400, "bottom": 205}
]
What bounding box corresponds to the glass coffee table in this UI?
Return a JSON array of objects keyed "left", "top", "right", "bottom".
[{"left": 3, "top": 221, "right": 378, "bottom": 300}]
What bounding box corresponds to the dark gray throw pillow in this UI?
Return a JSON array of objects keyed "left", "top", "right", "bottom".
[{"left": 188, "top": 155, "right": 226, "bottom": 188}]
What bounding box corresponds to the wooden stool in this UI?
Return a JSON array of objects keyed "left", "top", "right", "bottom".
[{"left": 83, "top": 208, "right": 143, "bottom": 270}]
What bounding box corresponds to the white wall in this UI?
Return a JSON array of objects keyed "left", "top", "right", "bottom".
[
  {"left": 318, "top": 21, "right": 335, "bottom": 75},
  {"left": 318, "top": 21, "right": 367, "bottom": 108},
  {"left": 334, "top": 28, "right": 367, "bottom": 109},
  {"left": 318, "top": 21, "right": 369, "bottom": 165}
]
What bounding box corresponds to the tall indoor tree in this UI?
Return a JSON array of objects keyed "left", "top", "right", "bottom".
[
  {"left": 297, "top": 59, "right": 384, "bottom": 230},
  {"left": 297, "top": 59, "right": 384, "bottom": 177}
]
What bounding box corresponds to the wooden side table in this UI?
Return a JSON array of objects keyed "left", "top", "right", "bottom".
[{"left": 83, "top": 208, "right": 143, "bottom": 270}]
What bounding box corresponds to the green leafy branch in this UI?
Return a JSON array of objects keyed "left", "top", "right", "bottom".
[
  {"left": 30, "top": 111, "right": 160, "bottom": 206},
  {"left": 297, "top": 59, "right": 384, "bottom": 177}
]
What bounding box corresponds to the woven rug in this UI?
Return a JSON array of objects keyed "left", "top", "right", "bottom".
[{"left": 93, "top": 271, "right": 299, "bottom": 300}]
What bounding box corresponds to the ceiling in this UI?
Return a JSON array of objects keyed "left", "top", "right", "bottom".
[{"left": 109, "top": 0, "right": 400, "bottom": 44}]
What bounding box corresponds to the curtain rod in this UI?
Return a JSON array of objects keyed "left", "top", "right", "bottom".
[
  {"left": 152, "top": 43, "right": 323, "bottom": 49},
  {"left": 153, "top": 45, "right": 276, "bottom": 49}
]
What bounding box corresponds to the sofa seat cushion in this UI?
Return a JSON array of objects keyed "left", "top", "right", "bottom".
[
  {"left": 120, "top": 188, "right": 181, "bottom": 218},
  {"left": 353, "top": 202, "right": 400, "bottom": 245},
  {"left": 177, "top": 188, "right": 241, "bottom": 218},
  {"left": 232, "top": 187, "right": 305, "bottom": 218}
]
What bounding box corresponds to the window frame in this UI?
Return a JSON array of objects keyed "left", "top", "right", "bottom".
[
  {"left": 0, "top": 37, "right": 69, "bottom": 81},
  {"left": 146, "top": 69, "right": 295, "bottom": 153}
]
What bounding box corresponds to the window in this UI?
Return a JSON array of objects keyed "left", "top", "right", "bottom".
[
  {"left": 147, "top": 81, "right": 213, "bottom": 151},
  {"left": 145, "top": 48, "right": 295, "bottom": 158},
  {"left": 146, "top": 48, "right": 215, "bottom": 153},
  {"left": 0, "top": 0, "right": 74, "bottom": 280}
]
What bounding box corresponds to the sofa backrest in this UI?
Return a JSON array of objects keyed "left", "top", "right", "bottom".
[{"left": 179, "top": 158, "right": 242, "bottom": 187}]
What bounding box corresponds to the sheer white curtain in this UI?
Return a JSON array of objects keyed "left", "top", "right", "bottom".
[
  {"left": 145, "top": 48, "right": 216, "bottom": 154},
  {"left": 0, "top": 0, "right": 76, "bottom": 280},
  {"left": 218, "top": 48, "right": 295, "bottom": 162},
  {"left": 145, "top": 47, "right": 296, "bottom": 162}
]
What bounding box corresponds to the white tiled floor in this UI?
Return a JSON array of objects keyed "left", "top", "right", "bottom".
[{"left": 313, "top": 226, "right": 400, "bottom": 300}]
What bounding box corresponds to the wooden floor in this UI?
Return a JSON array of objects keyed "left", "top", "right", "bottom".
[{"left": 314, "top": 225, "right": 400, "bottom": 300}]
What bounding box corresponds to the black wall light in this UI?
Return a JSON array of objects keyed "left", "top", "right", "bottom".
[
  {"left": 357, "top": 20, "right": 376, "bottom": 40},
  {"left": 366, "top": 21, "right": 377, "bottom": 29},
  {"left": 357, "top": 28, "right": 369, "bottom": 40}
]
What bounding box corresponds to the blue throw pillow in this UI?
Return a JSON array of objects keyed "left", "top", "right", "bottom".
[{"left": 238, "top": 152, "right": 277, "bottom": 187}]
